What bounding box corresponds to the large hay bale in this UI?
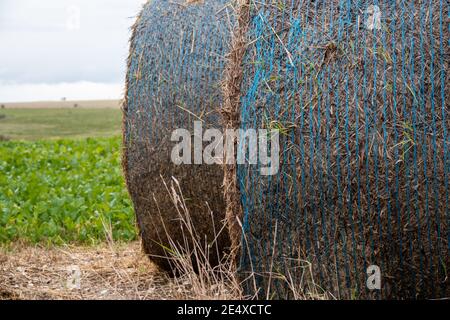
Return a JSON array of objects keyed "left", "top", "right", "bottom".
[
  {"left": 225, "top": 0, "right": 449, "bottom": 299},
  {"left": 123, "top": 0, "right": 232, "bottom": 272}
]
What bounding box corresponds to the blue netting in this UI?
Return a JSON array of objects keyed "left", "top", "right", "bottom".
[{"left": 237, "top": 0, "right": 449, "bottom": 299}]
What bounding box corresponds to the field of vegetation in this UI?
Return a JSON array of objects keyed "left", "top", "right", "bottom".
[
  {"left": 0, "top": 137, "right": 135, "bottom": 244},
  {"left": 0, "top": 108, "right": 122, "bottom": 140},
  {"left": 0, "top": 107, "right": 135, "bottom": 245}
]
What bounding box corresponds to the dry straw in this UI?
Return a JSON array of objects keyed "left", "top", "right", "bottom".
[{"left": 221, "top": 0, "right": 251, "bottom": 264}]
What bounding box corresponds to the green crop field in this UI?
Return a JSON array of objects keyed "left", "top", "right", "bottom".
[{"left": 0, "top": 107, "right": 136, "bottom": 245}]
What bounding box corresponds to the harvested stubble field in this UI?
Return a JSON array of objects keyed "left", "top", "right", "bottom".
[
  {"left": 0, "top": 242, "right": 165, "bottom": 300},
  {"left": 0, "top": 242, "right": 238, "bottom": 300}
]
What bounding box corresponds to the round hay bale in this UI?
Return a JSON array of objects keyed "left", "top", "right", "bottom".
[
  {"left": 123, "top": 0, "right": 232, "bottom": 272},
  {"left": 225, "top": 0, "right": 449, "bottom": 299}
]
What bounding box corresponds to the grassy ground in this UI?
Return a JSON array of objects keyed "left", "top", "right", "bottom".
[
  {"left": 0, "top": 106, "right": 146, "bottom": 300},
  {"left": 0, "top": 105, "right": 242, "bottom": 300},
  {"left": 0, "top": 108, "right": 122, "bottom": 140}
]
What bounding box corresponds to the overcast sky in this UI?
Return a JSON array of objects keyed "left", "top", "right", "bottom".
[{"left": 0, "top": 0, "right": 147, "bottom": 102}]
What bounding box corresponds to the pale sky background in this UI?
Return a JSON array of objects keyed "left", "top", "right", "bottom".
[{"left": 0, "top": 0, "right": 148, "bottom": 102}]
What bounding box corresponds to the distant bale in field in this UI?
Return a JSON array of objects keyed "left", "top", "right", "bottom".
[
  {"left": 1, "top": 105, "right": 5, "bottom": 109},
  {"left": 123, "top": 0, "right": 232, "bottom": 272},
  {"left": 225, "top": 0, "right": 449, "bottom": 299}
]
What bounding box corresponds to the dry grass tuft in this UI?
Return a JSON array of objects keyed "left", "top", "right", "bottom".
[{"left": 152, "top": 177, "right": 243, "bottom": 300}]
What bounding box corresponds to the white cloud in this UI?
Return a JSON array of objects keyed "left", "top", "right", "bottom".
[{"left": 0, "top": 0, "right": 147, "bottom": 101}]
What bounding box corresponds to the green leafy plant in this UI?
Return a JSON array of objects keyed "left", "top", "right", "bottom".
[{"left": 0, "top": 137, "right": 136, "bottom": 244}]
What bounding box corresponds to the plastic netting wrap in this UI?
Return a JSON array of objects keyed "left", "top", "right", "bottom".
[
  {"left": 233, "top": 0, "right": 449, "bottom": 298},
  {"left": 123, "top": 0, "right": 233, "bottom": 271}
]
